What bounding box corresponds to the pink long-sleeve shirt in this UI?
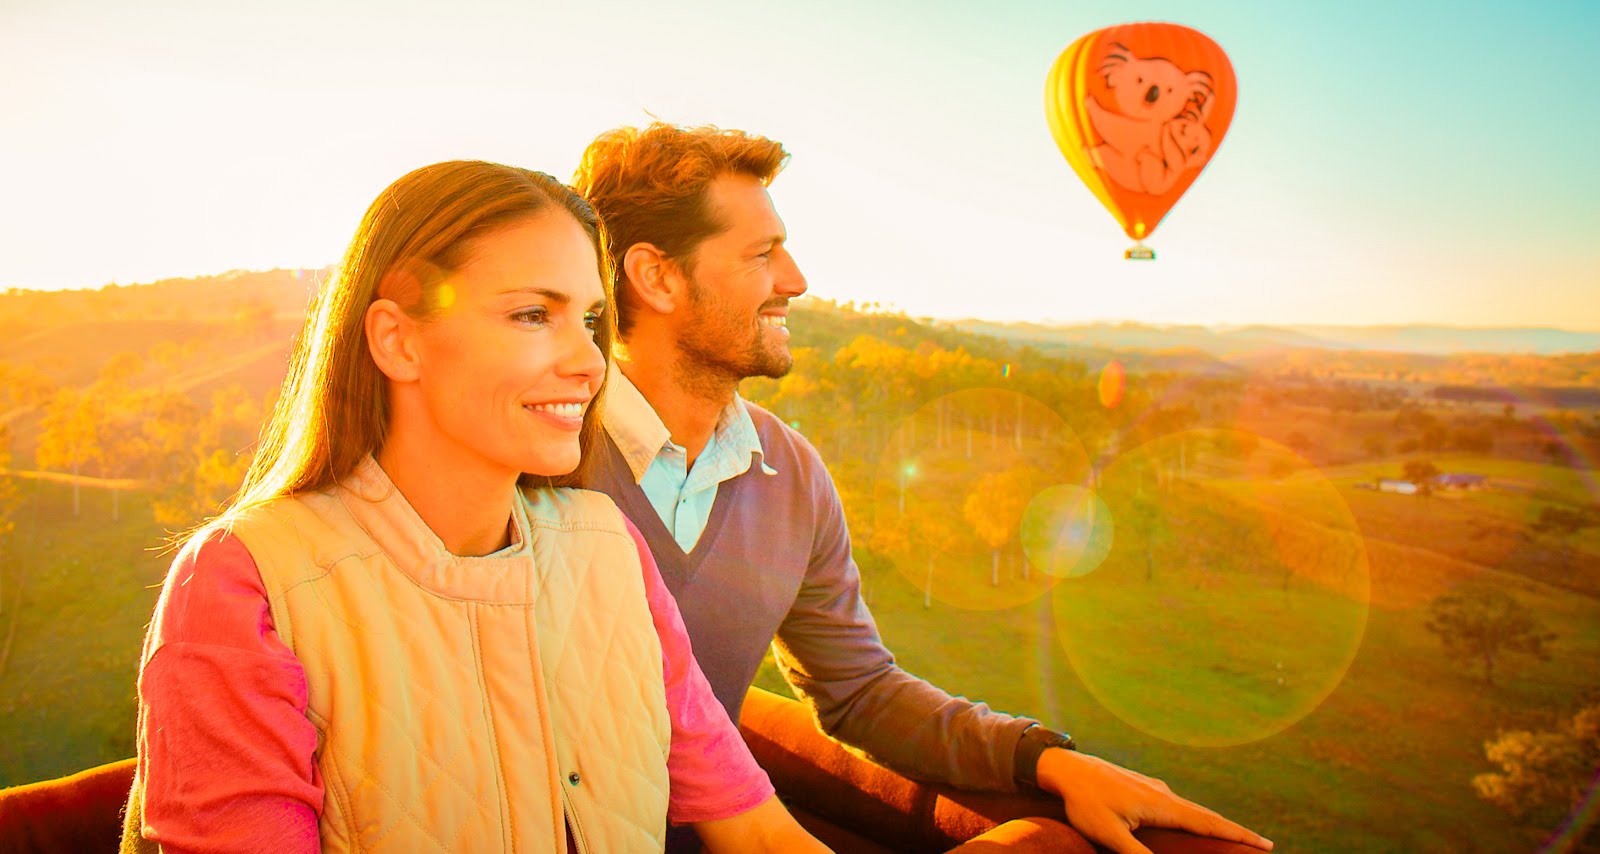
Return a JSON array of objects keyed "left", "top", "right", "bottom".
[{"left": 133, "top": 518, "right": 772, "bottom": 852}]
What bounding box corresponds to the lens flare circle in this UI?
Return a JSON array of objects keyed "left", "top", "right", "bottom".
[
  {"left": 1052, "top": 427, "right": 1370, "bottom": 747},
  {"left": 1021, "top": 485, "right": 1114, "bottom": 579}
]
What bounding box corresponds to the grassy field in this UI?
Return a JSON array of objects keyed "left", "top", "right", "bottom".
[
  {"left": 0, "top": 479, "right": 169, "bottom": 784},
  {"left": 757, "top": 450, "right": 1600, "bottom": 853},
  {"left": 756, "top": 564, "right": 1598, "bottom": 852}
]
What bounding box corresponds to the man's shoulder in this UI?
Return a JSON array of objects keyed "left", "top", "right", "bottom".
[{"left": 743, "top": 399, "right": 825, "bottom": 471}]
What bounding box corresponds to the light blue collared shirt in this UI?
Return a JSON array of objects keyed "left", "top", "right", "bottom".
[{"left": 602, "top": 365, "right": 777, "bottom": 552}]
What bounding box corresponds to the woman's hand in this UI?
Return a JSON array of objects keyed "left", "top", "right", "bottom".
[
  {"left": 1038, "top": 748, "right": 1274, "bottom": 854},
  {"left": 693, "top": 794, "right": 832, "bottom": 853}
]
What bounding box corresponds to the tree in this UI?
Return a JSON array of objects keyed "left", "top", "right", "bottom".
[
  {"left": 963, "top": 465, "right": 1044, "bottom": 586},
  {"left": 1542, "top": 441, "right": 1568, "bottom": 466},
  {"left": 912, "top": 513, "right": 961, "bottom": 608},
  {"left": 1118, "top": 491, "right": 1166, "bottom": 584},
  {"left": 99, "top": 351, "right": 145, "bottom": 387},
  {"left": 36, "top": 387, "right": 103, "bottom": 515},
  {"left": 1532, "top": 506, "right": 1595, "bottom": 537},
  {"left": 1403, "top": 460, "right": 1440, "bottom": 489},
  {"left": 94, "top": 387, "right": 157, "bottom": 522},
  {"left": 151, "top": 386, "right": 260, "bottom": 527},
  {"left": 38, "top": 357, "right": 165, "bottom": 521},
  {"left": 1425, "top": 584, "right": 1555, "bottom": 687},
  {"left": 1421, "top": 424, "right": 1449, "bottom": 452},
  {"left": 1474, "top": 701, "right": 1600, "bottom": 843},
  {"left": 0, "top": 361, "right": 56, "bottom": 413},
  {"left": 231, "top": 300, "right": 276, "bottom": 341}
]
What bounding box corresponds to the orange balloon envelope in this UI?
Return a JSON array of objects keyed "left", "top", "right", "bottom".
[{"left": 1045, "top": 22, "right": 1237, "bottom": 254}]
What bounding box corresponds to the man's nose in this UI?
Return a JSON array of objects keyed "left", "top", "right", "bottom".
[{"left": 775, "top": 250, "right": 808, "bottom": 298}]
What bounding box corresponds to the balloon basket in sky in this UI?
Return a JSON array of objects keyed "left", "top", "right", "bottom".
[{"left": 1046, "top": 21, "right": 1237, "bottom": 258}]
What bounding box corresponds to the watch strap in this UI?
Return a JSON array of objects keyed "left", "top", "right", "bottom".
[{"left": 1013, "top": 724, "right": 1077, "bottom": 789}]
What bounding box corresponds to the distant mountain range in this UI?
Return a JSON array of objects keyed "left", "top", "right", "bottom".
[{"left": 946, "top": 320, "right": 1600, "bottom": 358}]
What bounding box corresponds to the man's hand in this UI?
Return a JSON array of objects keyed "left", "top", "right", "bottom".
[{"left": 1036, "top": 748, "right": 1274, "bottom": 854}]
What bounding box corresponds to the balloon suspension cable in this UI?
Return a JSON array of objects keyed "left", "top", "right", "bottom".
[{"left": 1124, "top": 240, "right": 1156, "bottom": 261}]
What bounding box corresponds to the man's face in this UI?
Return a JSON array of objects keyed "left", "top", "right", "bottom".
[{"left": 673, "top": 173, "right": 807, "bottom": 382}]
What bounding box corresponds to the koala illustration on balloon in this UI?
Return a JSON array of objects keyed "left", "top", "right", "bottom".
[{"left": 1085, "top": 43, "right": 1216, "bottom": 196}]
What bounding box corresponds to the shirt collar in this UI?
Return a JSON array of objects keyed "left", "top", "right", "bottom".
[{"left": 602, "top": 363, "right": 777, "bottom": 485}]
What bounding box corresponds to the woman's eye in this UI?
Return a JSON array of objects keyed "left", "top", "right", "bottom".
[
  {"left": 512, "top": 307, "right": 549, "bottom": 326},
  {"left": 583, "top": 311, "right": 602, "bottom": 333}
]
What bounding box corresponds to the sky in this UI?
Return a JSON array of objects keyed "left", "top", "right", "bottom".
[{"left": 1, "top": 0, "right": 1597, "bottom": 329}]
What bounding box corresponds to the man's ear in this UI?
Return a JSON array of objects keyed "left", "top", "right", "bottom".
[
  {"left": 621, "top": 242, "right": 683, "bottom": 317},
  {"left": 366, "top": 298, "right": 422, "bottom": 383}
]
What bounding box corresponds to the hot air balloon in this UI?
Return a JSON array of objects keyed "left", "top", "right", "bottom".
[{"left": 1045, "top": 22, "right": 1236, "bottom": 259}]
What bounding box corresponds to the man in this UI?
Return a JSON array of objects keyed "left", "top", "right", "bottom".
[{"left": 573, "top": 123, "right": 1272, "bottom": 854}]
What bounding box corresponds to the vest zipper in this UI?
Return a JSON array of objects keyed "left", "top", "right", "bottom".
[{"left": 561, "top": 787, "right": 590, "bottom": 853}]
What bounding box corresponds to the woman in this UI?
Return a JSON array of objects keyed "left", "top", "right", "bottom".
[{"left": 121, "top": 161, "right": 827, "bottom": 852}]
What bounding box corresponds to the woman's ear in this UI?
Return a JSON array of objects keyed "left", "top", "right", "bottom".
[
  {"left": 366, "top": 298, "right": 421, "bottom": 383},
  {"left": 621, "top": 242, "right": 682, "bottom": 317}
]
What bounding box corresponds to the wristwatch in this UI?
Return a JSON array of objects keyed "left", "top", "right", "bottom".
[{"left": 1013, "top": 724, "right": 1077, "bottom": 789}]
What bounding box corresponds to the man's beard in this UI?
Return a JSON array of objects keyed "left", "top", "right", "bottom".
[{"left": 676, "top": 279, "right": 793, "bottom": 391}]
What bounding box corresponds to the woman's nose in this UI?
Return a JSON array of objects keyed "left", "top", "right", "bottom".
[{"left": 560, "top": 326, "right": 606, "bottom": 383}]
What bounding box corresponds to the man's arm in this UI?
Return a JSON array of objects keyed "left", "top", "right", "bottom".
[{"left": 772, "top": 460, "right": 1035, "bottom": 791}]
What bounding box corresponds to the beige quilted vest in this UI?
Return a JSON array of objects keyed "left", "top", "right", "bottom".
[{"left": 123, "top": 457, "right": 670, "bottom": 852}]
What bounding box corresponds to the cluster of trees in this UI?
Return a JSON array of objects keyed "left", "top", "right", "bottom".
[
  {"left": 1389, "top": 407, "right": 1499, "bottom": 455},
  {"left": 743, "top": 306, "right": 1236, "bottom": 473},
  {"left": 1474, "top": 700, "right": 1600, "bottom": 843},
  {"left": 1255, "top": 349, "right": 1600, "bottom": 389},
  {"left": 1249, "top": 369, "right": 1600, "bottom": 469},
  {"left": 0, "top": 269, "right": 317, "bottom": 332},
  {"left": 32, "top": 352, "right": 264, "bottom": 527},
  {"left": 0, "top": 362, "right": 55, "bottom": 415},
  {"left": 1260, "top": 376, "right": 1408, "bottom": 414}
]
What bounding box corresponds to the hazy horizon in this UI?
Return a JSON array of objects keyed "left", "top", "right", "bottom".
[{"left": 8, "top": 265, "right": 1600, "bottom": 336}]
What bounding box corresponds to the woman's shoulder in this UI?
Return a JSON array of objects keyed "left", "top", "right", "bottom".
[
  {"left": 221, "top": 491, "right": 373, "bottom": 574},
  {"left": 223, "top": 491, "right": 342, "bottom": 538},
  {"left": 149, "top": 528, "right": 275, "bottom": 654}
]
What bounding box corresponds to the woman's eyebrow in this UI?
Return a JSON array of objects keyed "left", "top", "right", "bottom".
[{"left": 499, "top": 286, "right": 569, "bottom": 305}]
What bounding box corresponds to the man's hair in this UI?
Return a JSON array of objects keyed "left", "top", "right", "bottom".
[{"left": 573, "top": 123, "right": 788, "bottom": 335}]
